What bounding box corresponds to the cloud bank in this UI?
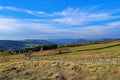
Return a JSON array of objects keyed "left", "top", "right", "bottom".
[{"left": 0, "top": 5, "right": 120, "bottom": 39}]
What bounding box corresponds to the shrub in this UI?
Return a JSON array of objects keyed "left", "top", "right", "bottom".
[{"left": 24, "top": 50, "right": 32, "bottom": 59}]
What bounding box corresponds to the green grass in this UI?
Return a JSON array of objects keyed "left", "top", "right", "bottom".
[
  {"left": 1, "top": 41, "right": 120, "bottom": 80},
  {"left": 71, "top": 41, "right": 120, "bottom": 52},
  {"left": 33, "top": 41, "right": 120, "bottom": 61},
  {"left": 25, "top": 44, "right": 39, "bottom": 48},
  {"left": 68, "top": 41, "right": 120, "bottom": 54}
]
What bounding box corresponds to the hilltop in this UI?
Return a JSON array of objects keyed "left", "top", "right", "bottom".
[
  {"left": 0, "top": 40, "right": 120, "bottom": 80},
  {"left": 0, "top": 40, "right": 54, "bottom": 51},
  {"left": 0, "top": 39, "right": 92, "bottom": 51},
  {"left": 0, "top": 38, "right": 119, "bottom": 51}
]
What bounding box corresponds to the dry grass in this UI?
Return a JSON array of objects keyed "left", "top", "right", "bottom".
[
  {"left": 0, "top": 60, "right": 120, "bottom": 80},
  {"left": 1, "top": 41, "right": 120, "bottom": 80}
]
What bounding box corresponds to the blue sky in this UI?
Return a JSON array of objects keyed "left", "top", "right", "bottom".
[{"left": 0, "top": 0, "right": 120, "bottom": 40}]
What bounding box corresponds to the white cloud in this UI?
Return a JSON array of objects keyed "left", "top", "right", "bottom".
[
  {"left": 53, "top": 8, "right": 120, "bottom": 25},
  {"left": 0, "top": 6, "right": 3, "bottom": 10},
  {"left": 106, "top": 21, "right": 120, "bottom": 28},
  {"left": 0, "top": 18, "right": 20, "bottom": 32},
  {"left": 35, "top": 11, "right": 45, "bottom": 15},
  {"left": 0, "top": 5, "right": 120, "bottom": 39},
  {"left": 0, "top": 6, "right": 120, "bottom": 26},
  {"left": 5, "top": 6, "right": 22, "bottom": 11},
  {"left": 0, "top": 16, "right": 120, "bottom": 39},
  {"left": 0, "top": 6, "right": 45, "bottom": 15}
]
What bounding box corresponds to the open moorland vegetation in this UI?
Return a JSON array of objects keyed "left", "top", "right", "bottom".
[{"left": 0, "top": 41, "right": 120, "bottom": 80}]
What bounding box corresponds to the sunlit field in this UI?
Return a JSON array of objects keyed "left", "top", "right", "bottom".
[{"left": 0, "top": 41, "right": 120, "bottom": 80}]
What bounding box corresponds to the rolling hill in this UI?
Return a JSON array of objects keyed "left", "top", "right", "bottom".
[
  {"left": 47, "top": 39, "right": 93, "bottom": 44},
  {"left": 1, "top": 40, "right": 120, "bottom": 80},
  {"left": 0, "top": 39, "right": 93, "bottom": 51},
  {"left": 0, "top": 40, "right": 54, "bottom": 51},
  {"left": 0, "top": 38, "right": 119, "bottom": 51}
]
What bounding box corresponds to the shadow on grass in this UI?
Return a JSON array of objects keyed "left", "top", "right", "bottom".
[
  {"left": 61, "top": 51, "right": 72, "bottom": 54},
  {"left": 76, "top": 44, "right": 120, "bottom": 52}
]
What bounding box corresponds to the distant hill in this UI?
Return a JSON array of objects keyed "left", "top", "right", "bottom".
[
  {"left": 0, "top": 39, "right": 92, "bottom": 51},
  {"left": 0, "top": 40, "right": 54, "bottom": 51},
  {"left": 0, "top": 38, "right": 120, "bottom": 51},
  {"left": 99, "top": 38, "right": 120, "bottom": 41},
  {"left": 47, "top": 39, "right": 94, "bottom": 44}
]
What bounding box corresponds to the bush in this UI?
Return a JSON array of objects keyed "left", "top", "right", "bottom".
[
  {"left": 24, "top": 50, "right": 32, "bottom": 59},
  {"left": 1, "top": 51, "right": 10, "bottom": 56}
]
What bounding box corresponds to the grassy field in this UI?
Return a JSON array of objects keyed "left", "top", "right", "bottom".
[{"left": 0, "top": 41, "right": 120, "bottom": 80}]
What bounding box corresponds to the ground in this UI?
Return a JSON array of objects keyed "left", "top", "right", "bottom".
[{"left": 0, "top": 41, "right": 120, "bottom": 80}]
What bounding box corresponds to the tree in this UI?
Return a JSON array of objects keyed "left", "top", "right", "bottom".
[
  {"left": 40, "top": 46, "right": 43, "bottom": 51},
  {"left": 25, "top": 50, "right": 32, "bottom": 59},
  {"left": 2, "top": 51, "right": 10, "bottom": 57}
]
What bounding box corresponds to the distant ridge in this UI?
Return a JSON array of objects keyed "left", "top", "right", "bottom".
[
  {"left": 0, "top": 38, "right": 120, "bottom": 51},
  {"left": 100, "top": 38, "right": 120, "bottom": 41},
  {"left": 0, "top": 40, "right": 54, "bottom": 51},
  {"left": 47, "top": 39, "right": 94, "bottom": 44}
]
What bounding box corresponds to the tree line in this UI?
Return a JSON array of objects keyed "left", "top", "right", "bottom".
[{"left": 0, "top": 40, "right": 117, "bottom": 56}]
